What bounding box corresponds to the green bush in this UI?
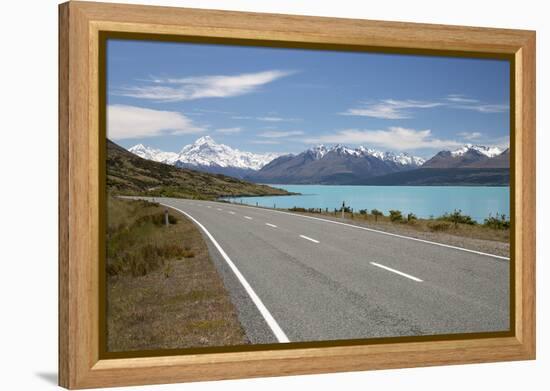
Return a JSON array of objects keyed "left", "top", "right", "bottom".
[
  {"left": 359, "top": 209, "right": 368, "bottom": 215},
  {"left": 407, "top": 213, "right": 417, "bottom": 223},
  {"left": 484, "top": 213, "right": 510, "bottom": 229},
  {"left": 389, "top": 209, "right": 403, "bottom": 222},
  {"left": 371, "top": 209, "right": 383, "bottom": 222},
  {"left": 437, "top": 209, "right": 476, "bottom": 227}
]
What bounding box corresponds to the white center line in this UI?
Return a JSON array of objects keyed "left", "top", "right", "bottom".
[
  {"left": 228, "top": 211, "right": 236, "bottom": 215},
  {"left": 207, "top": 206, "right": 212, "bottom": 208},
  {"left": 265, "top": 223, "right": 278, "bottom": 228},
  {"left": 370, "top": 262, "right": 423, "bottom": 282},
  {"left": 300, "top": 235, "right": 320, "bottom": 244},
  {"left": 217, "top": 208, "right": 223, "bottom": 211},
  {"left": 244, "top": 216, "right": 253, "bottom": 220}
]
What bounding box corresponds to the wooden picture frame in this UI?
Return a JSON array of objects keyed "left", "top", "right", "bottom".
[{"left": 59, "top": 1, "right": 536, "bottom": 389}]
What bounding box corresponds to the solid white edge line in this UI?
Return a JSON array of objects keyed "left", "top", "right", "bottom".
[
  {"left": 244, "top": 216, "right": 253, "bottom": 220},
  {"left": 161, "top": 203, "right": 290, "bottom": 343},
  {"left": 220, "top": 202, "right": 509, "bottom": 260},
  {"left": 370, "top": 262, "right": 423, "bottom": 282},
  {"left": 265, "top": 223, "right": 278, "bottom": 228},
  {"left": 300, "top": 234, "right": 320, "bottom": 244}
]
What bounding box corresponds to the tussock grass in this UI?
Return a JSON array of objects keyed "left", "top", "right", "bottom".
[{"left": 107, "top": 196, "right": 248, "bottom": 352}]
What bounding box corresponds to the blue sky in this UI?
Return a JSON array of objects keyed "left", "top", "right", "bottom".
[{"left": 107, "top": 39, "right": 510, "bottom": 158}]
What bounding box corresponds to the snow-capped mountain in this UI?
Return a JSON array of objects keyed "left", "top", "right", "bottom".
[
  {"left": 450, "top": 144, "right": 503, "bottom": 158},
  {"left": 128, "top": 144, "right": 179, "bottom": 164},
  {"left": 248, "top": 144, "right": 425, "bottom": 185},
  {"left": 174, "top": 136, "right": 278, "bottom": 170},
  {"left": 127, "top": 136, "right": 279, "bottom": 178},
  {"left": 300, "top": 144, "right": 425, "bottom": 166},
  {"left": 423, "top": 144, "right": 508, "bottom": 169}
]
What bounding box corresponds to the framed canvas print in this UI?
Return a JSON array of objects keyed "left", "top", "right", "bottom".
[{"left": 58, "top": 1, "right": 536, "bottom": 389}]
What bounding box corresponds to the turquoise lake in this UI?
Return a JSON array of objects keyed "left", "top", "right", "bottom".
[{"left": 225, "top": 185, "right": 510, "bottom": 222}]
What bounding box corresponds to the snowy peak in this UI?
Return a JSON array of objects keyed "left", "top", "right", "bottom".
[
  {"left": 423, "top": 144, "right": 507, "bottom": 169},
  {"left": 451, "top": 144, "right": 503, "bottom": 158},
  {"left": 128, "top": 144, "right": 178, "bottom": 164},
  {"left": 303, "top": 144, "right": 425, "bottom": 166},
  {"left": 175, "top": 136, "right": 278, "bottom": 170},
  {"left": 128, "top": 137, "right": 278, "bottom": 172}
]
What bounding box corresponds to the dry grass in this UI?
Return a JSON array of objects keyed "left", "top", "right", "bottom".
[{"left": 107, "top": 197, "right": 248, "bottom": 352}]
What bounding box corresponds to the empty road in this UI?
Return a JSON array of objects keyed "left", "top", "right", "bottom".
[{"left": 135, "top": 197, "right": 510, "bottom": 344}]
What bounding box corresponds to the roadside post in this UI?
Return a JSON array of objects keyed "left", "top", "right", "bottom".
[
  {"left": 342, "top": 201, "right": 345, "bottom": 219},
  {"left": 164, "top": 209, "right": 169, "bottom": 226}
]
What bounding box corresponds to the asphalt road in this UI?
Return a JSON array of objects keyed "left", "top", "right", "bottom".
[{"left": 136, "top": 197, "right": 510, "bottom": 344}]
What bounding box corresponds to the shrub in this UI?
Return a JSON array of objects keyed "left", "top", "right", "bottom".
[
  {"left": 289, "top": 207, "right": 307, "bottom": 212},
  {"left": 371, "top": 209, "right": 383, "bottom": 222},
  {"left": 359, "top": 209, "right": 368, "bottom": 215},
  {"left": 438, "top": 209, "right": 476, "bottom": 228},
  {"left": 389, "top": 209, "right": 403, "bottom": 222},
  {"left": 407, "top": 213, "right": 417, "bottom": 223},
  {"left": 484, "top": 213, "right": 510, "bottom": 229}
]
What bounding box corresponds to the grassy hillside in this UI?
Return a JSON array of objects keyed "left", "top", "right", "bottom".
[{"left": 107, "top": 139, "right": 291, "bottom": 199}]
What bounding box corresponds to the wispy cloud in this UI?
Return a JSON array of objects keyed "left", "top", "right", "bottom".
[
  {"left": 232, "top": 115, "right": 300, "bottom": 122},
  {"left": 340, "top": 99, "right": 443, "bottom": 119},
  {"left": 302, "top": 127, "right": 462, "bottom": 151},
  {"left": 445, "top": 94, "right": 479, "bottom": 104},
  {"left": 251, "top": 140, "right": 281, "bottom": 145},
  {"left": 457, "top": 131, "right": 483, "bottom": 140},
  {"left": 112, "top": 70, "right": 295, "bottom": 102},
  {"left": 107, "top": 104, "right": 204, "bottom": 140},
  {"left": 342, "top": 95, "right": 508, "bottom": 119},
  {"left": 216, "top": 127, "right": 242, "bottom": 134},
  {"left": 452, "top": 103, "right": 509, "bottom": 113},
  {"left": 259, "top": 130, "right": 304, "bottom": 138},
  {"left": 445, "top": 94, "right": 509, "bottom": 113}
]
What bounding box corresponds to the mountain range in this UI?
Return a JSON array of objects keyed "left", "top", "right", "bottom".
[
  {"left": 126, "top": 137, "right": 509, "bottom": 186},
  {"left": 247, "top": 145, "right": 425, "bottom": 184},
  {"left": 129, "top": 136, "right": 278, "bottom": 178}
]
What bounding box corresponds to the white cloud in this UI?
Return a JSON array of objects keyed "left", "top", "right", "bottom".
[
  {"left": 302, "top": 127, "right": 462, "bottom": 151},
  {"left": 453, "top": 103, "right": 509, "bottom": 113},
  {"left": 216, "top": 127, "right": 242, "bottom": 134},
  {"left": 446, "top": 94, "right": 479, "bottom": 103},
  {"left": 107, "top": 104, "right": 204, "bottom": 140},
  {"left": 259, "top": 130, "right": 304, "bottom": 138},
  {"left": 251, "top": 140, "right": 281, "bottom": 145},
  {"left": 341, "top": 99, "right": 443, "bottom": 119},
  {"left": 458, "top": 131, "right": 483, "bottom": 140},
  {"left": 446, "top": 94, "right": 509, "bottom": 112},
  {"left": 342, "top": 96, "right": 509, "bottom": 119},
  {"left": 232, "top": 115, "right": 300, "bottom": 122},
  {"left": 113, "top": 70, "right": 295, "bottom": 102}
]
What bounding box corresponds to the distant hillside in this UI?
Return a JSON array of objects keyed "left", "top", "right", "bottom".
[
  {"left": 363, "top": 168, "right": 509, "bottom": 186},
  {"left": 107, "top": 140, "right": 291, "bottom": 199}
]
